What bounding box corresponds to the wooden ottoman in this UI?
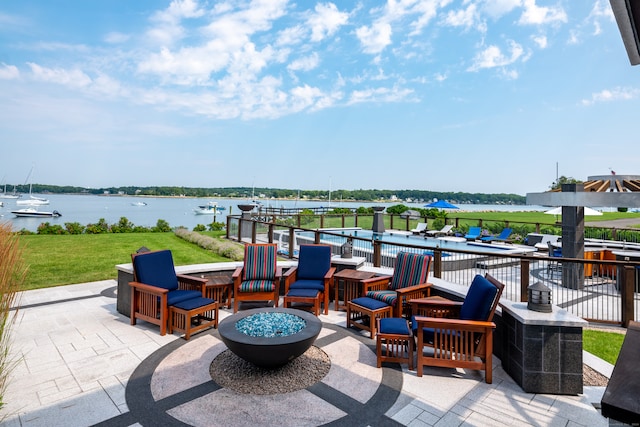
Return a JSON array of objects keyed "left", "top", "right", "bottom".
[
  {"left": 376, "top": 317, "right": 413, "bottom": 370},
  {"left": 169, "top": 297, "right": 219, "bottom": 340},
  {"left": 346, "top": 297, "right": 393, "bottom": 338},
  {"left": 283, "top": 288, "right": 322, "bottom": 316}
]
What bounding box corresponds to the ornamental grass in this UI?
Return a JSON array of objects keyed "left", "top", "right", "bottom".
[{"left": 0, "top": 222, "right": 27, "bottom": 415}]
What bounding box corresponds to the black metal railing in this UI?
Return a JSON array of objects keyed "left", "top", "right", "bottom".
[{"left": 226, "top": 214, "right": 640, "bottom": 326}]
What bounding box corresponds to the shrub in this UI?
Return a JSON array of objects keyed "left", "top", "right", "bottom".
[
  {"left": 193, "top": 224, "right": 207, "bottom": 232},
  {"left": 152, "top": 219, "right": 172, "bottom": 233},
  {"left": 0, "top": 223, "right": 27, "bottom": 413},
  {"left": 207, "top": 222, "right": 225, "bottom": 231},
  {"left": 174, "top": 228, "right": 244, "bottom": 260},
  {"left": 37, "top": 222, "right": 66, "bottom": 235},
  {"left": 85, "top": 218, "right": 110, "bottom": 234},
  {"left": 64, "top": 222, "right": 85, "bottom": 234}
]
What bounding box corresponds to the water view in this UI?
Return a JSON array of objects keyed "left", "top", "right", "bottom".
[{"left": 0, "top": 193, "right": 549, "bottom": 233}]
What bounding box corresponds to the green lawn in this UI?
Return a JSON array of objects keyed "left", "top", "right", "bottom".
[
  {"left": 583, "top": 328, "right": 626, "bottom": 365},
  {"left": 20, "top": 232, "right": 230, "bottom": 290}
]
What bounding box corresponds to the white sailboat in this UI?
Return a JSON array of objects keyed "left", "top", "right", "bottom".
[
  {"left": 0, "top": 183, "right": 20, "bottom": 199},
  {"left": 16, "top": 184, "right": 49, "bottom": 206}
]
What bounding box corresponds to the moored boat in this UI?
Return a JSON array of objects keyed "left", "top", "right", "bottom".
[
  {"left": 12, "top": 208, "right": 61, "bottom": 218},
  {"left": 193, "top": 201, "right": 223, "bottom": 215}
]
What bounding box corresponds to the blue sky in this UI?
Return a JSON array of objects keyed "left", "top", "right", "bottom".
[{"left": 0, "top": 0, "right": 637, "bottom": 195}]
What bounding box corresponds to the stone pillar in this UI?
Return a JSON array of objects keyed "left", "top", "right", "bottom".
[
  {"left": 238, "top": 204, "right": 255, "bottom": 239},
  {"left": 561, "top": 184, "right": 585, "bottom": 290},
  {"left": 372, "top": 206, "right": 385, "bottom": 233}
]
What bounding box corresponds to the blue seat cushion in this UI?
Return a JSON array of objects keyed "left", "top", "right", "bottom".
[
  {"left": 350, "top": 297, "right": 390, "bottom": 311},
  {"left": 379, "top": 318, "right": 410, "bottom": 335},
  {"left": 172, "top": 296, "right": 216, "bottom": 310},
  {"left": 296, "top": 245, "right": 331, "bottom": 280},
  {"left": 289, "top": 279, "right": 325, "bottom": 292},
  {"left": 460, "top": 275, "right": 498, "bottom": 321},
  {"left": 411, "top": 315, "right": 458, "bottom": 344},
  {"left": 286, "top": 288, "right": 320, "bottom": 298},
  {"left": 167, "top": 289, "right": 204, "bottom": 306}
]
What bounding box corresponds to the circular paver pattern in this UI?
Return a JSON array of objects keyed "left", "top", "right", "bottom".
[{"left": 122, "top": 323, "right": 404, "bottom": 426}]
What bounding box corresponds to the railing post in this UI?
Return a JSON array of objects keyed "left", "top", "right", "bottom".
[
  {"left": 226, "top": 216, "right": 231, "bottom": 239},
  {"left": 287, "top": 228, "right": 295, "bottom": 259},
  {"left": 520, "top": 257, "right": 530, "bottom": 302},
  {"left": 314, "top": 230, "right": 320, "bottom": 244},
  {"left": 373, "top": 240, "right": 382, "bottom": 267},
  {"left": 433, "top": 249, "right": 442, "bottom": 278},
  {"left": 268, "top": 224, "right": 274, "bottom": 243},
  {"left": 251, "top": 221, "right": 257, "bottom": 243},
  {"left": 341, "top": 214, "right": 345, "bottom": 228},
  {"left": 237, "top": 218, "right": 242, "bottom": 242},
  {"left": 622, "top": 265, "right": 635, "bottom": 327},
  {"left": 320, "top": 214, "right": 325, "bottom": 228},
  {"left": 390, "top": 214, "right": 394, "bottom": 230},
  {"left": 535, "top": 222, "right": 541, "bottom": 233}
]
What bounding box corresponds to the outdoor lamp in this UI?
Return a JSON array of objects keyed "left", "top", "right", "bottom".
[{"left": 527, "top": 282, "right": 552, "bottom": 313}]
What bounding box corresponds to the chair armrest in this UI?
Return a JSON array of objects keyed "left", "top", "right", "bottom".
[
  {"left": 395, "top": 282, "right": 432, "bottom": 296},
  {"left": 361, "top": 275, "right": 392, "bottom": 293},
  {"left": 411, "top": 298, "right": 462, "bottom": 318},
  {"left": 414, "top": 316, "right": 496, "bottom": 332},
  {"left": 129, "top": 281, "right": 169, "bottom": 295},
  {"left": 324, "top": 267, "right": 336, "bottom": 280},
  {"left": 283, "top": 267, "right": 298, "bottom": 293}
]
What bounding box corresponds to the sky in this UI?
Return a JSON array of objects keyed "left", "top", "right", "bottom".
[{"left": 0, "top": 0, "right": 638, "bottom": 196}]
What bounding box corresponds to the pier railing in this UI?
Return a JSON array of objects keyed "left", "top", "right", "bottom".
[{"left": 226, "top": 213, "right": 640, "bottom": 326}]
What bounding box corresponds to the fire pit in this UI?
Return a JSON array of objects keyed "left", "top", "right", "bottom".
[{"left": 218, "top": 307, "right": 322, "bottom": 368}]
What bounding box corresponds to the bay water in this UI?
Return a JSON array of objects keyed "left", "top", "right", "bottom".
[{"left": 0, "top": 193, "right": 546, "bottom": 233}]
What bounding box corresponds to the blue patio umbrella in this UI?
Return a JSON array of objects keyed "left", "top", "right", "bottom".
[{"left": 424, "top": 200, "right": 459, "bottom": 210}]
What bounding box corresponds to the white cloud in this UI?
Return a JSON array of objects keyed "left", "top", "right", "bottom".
[
  {"left": 443, "top": 3, "right": 479, "bottom": 29},
  {"left": 518, "top": 0, "right": 567, "bottom": 25},
  {"left": 467, "top": 40, "right": 525, "bottom": 71},
  {"left": 307, "top": 3, "right": 349, "bottom": 42},
  {"left": 288, "top": 53, "right": 319, "bottom": 72},
  {"left": 532, "top": 34, "right": 547, "bottom": 48},
  {"left": 581, "top": 87, "right": 640, "bottom": 106},
  {"left": 28, "top": 63, "right": 93, "bottom": 88},
  {"left": 0, "top": 63, "right": 20, "bottom": 80},
  {"left": 348, "top": 86, "right": 414, "bottom": 104},
  {"left": 483, "top": 0, "right": 522, "bottom": 19},
  {"left": 356, "top": 21, "right": 393, "bottom": 54}
]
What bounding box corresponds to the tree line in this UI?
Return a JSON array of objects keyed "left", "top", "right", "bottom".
[{"left": 7, "top": 184, "right": 526, "bottom": 205}]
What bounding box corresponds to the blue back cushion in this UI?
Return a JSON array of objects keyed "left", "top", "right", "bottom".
[
  {"left": 390, "top": 252, "right": 431, "bottom": 290},
  {"left": 460, "top": 275, "right": 498, "bottom": 321},
  {"left": 297, "top": 245, "right": 331, "bottom": 280},
  {"left": 133, "top": 250, "right": 178, "bottom": 291}
]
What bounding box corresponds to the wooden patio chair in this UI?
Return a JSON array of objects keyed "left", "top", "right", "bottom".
[
  {"left": 411, "top": 273, "right": 504, "bottom": 383},
  {"left": 129, "top": 249, "right": 207, "bottom": 336},
  {"left": 360, "top": 251, "right": 432, "bottom": 318},
  {"left": 232, "top": 243, "right": 281, "bottom": 313},
  {"left": 283, "top": 244, "right": 335, "bottom": 315}
]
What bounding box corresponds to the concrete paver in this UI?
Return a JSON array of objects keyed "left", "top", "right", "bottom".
[{"left": 0, "top": 280, "right": 611, "bottom": 426}]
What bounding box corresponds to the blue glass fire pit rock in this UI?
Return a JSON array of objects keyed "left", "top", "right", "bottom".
[{"left": 218, "top": 308, "right": 322, "bottom": 368}]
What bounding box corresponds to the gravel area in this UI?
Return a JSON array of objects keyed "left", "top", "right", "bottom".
[
  {"left": 584, "top": 364, "right": 609, "bottom": 387},
  {"left": 210, "top": 346, "right": 331, "bottom": 395}
]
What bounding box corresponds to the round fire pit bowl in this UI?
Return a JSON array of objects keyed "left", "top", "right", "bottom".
[{"left": 218, "top": 307, "right": 322, "bottom": 368}]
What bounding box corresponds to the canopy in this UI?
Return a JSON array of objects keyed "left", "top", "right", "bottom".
[
  {"left": 424, "top": 200, "right": 459, "bottom": 210},
  {"left": 544, "top": 206, "right": 603, "bottom": 216}
]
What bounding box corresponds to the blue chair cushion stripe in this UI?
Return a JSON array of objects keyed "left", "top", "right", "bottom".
[
  {"left": 389, "top": 252, "right": 431, "bottom": 290},
  {"left": 239, "top": 279, "right": 275, "bottom": 293},
  {"left": 366, "top": 290, "right": 398, "bottom": 306},
  {"left": 243, "top": 244, "right": 277, "bottom": 281}
]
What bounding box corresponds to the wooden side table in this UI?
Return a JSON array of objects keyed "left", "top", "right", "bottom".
[
  {"left": 204, "top": 274, "right": 233, "bottom": 309},
  {"left": 333, "top": 269, "right": 376, "bottom": 311}
]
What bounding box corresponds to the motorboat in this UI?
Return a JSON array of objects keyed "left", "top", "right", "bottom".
[
  {"left": 131, "top": 201, "right": 147, "bottom": 206},
  {"left": 12, "top": 208, "right": 61, "bottom": 218},
  {"left": 193, "top": 201, "right": 223, "bottom": 215}
]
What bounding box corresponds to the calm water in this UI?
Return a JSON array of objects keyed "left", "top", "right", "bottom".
[{"left": 0, "top": 193, "right": 547, "bottom": 232}]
